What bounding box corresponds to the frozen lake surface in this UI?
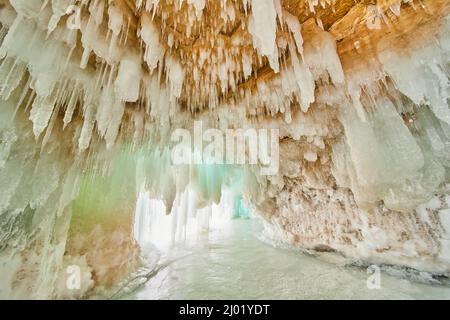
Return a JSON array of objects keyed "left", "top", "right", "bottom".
[{"left": 126, "top": 219, "right": 450, "bottom": 300}]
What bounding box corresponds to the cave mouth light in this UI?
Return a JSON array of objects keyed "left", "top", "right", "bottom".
[{"left": 133, "top": 185, "right": 251, "bottom": 252}]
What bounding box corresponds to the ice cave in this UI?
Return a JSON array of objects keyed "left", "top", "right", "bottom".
[{"left": 0, "top": 0, "right": 450, "bottom": 300}]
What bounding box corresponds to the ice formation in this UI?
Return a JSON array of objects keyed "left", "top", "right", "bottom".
[{"left": 0, "top": 0, "right": 449, "bottom": 299}]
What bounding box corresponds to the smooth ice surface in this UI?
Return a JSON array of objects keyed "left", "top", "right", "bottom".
[{"left": 127, "top": 219, "right": 450, "bottom": 300}]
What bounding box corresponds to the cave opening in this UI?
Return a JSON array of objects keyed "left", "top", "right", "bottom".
[{"left": 133, "top": 185, "right": 250, "bottom": 252}]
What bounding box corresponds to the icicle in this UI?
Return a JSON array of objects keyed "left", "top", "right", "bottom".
[
  {"left": 288, "top": 40, "right": 315, "bottom": 112},
  {"left": 248, "top": 0, "right": 279, "bottom": 72},
  {"left": 284, "top": 11, "right": 304, "bottom": 58},
  {"left": 114, "top": 53, "right": 142, "bottom": 102},
  {"left": 166, "top": 56, "right": 185, "bottom": 99},
  {"left": 140, "top": 12, "right": 166, "bottom": 72},
  {"left": 78, "top": 102, "right": 96, "bottom": 151},
  {"left": 104, "top": 101, "right": 125, "bottom": 148}
]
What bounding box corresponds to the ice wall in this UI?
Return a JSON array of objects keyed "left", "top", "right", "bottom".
[{"left": 0, "top": 0, "right": 449, "bottom": 298}]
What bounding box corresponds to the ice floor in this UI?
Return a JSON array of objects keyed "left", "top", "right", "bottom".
[{"left": 126, "top": 219, "right": 450, "bottom": 300}]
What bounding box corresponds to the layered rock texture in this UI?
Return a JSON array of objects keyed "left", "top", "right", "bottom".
[{"left": 0, "top": 0, "right": 449, "bottom": 298}]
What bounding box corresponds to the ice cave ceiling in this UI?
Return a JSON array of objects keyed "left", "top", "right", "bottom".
[{"left": 0, "top": 0, "right": 449, "bottom": 299}]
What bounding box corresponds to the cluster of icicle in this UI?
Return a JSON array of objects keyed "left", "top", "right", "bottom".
[{"left": 0, "top": 0, "right": 371, "bottom": 149}]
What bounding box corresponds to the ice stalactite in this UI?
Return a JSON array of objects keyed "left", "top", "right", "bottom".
[{"left": 248, "top": 0, "right": 279, "bottom": 72}]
